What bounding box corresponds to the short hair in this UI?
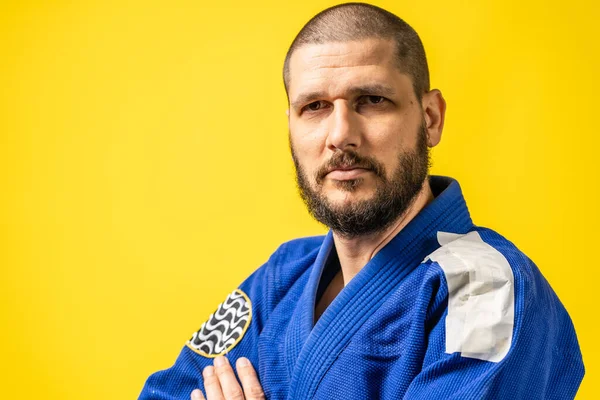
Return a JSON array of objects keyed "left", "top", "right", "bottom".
[{"left": 283, "top": 2, "right": 430, "bottom": 101}]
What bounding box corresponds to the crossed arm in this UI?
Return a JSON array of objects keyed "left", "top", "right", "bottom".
[{"left": 190, "top": 356, "right": 264, "bottom": 400}]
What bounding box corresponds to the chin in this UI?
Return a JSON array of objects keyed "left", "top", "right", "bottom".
[{"left": 325, "top": 184, "right": 375, "bottom": 204}]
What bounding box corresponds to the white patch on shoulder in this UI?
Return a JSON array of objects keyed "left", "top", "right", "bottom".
[{"left": 424, "top": 231, "right": 515, "bottom": 363}]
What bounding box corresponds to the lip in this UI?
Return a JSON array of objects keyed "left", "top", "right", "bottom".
[{"left": 326, "top": 167, "right": 370, "bottom": 180}]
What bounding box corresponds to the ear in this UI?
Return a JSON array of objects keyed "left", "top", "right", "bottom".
[
  {"left": 286, "top": 109, "right": 290, "bottom": 117},
  {"left": 421, "top": 89, "right": 446, "bottom": 147}
]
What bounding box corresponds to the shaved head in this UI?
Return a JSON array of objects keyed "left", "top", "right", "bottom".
[{"left": 283, "top": 2, "right": 430, "bottom": 101}]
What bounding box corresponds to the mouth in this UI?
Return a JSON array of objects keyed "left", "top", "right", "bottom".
[{"left": 326, "top": 167, "right": 371, "bottom": 180}]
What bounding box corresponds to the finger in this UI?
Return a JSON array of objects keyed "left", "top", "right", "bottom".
[
  {"left": 191, "top": 389, "right": 205, "bottom": 400},
  {"left": 236, "top": 357, "right": 265, "bottom": 400},
  {"left": 203, "top": 366, "right": 225, "bottom": 400},
  {"left": 214, "top": 355, "right": 244, "bottom": 400}
]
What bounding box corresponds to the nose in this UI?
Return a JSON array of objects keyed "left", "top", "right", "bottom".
[{"left": 325, "top": 100, "right": 362, "bottom": 151}]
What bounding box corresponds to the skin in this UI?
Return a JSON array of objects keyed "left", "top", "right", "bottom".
[
  {"left": 191, "top": 356, "right": 265, "bottom": 400},
  {"left": 191, "top": 38, "right": 446, "bottom": 398}
]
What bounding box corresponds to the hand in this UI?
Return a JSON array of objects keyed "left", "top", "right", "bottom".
[{"left": 191, "top": 356, "right": 265, "bottom": 400}]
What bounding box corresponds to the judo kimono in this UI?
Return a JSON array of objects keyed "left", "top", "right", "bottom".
[{"left": 139, "top": 176, "right": 584, "bottom": 399}]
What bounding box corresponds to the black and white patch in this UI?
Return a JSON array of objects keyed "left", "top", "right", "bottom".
[{"left": 186, "top": 289, "right": 252, "bottom": 358}]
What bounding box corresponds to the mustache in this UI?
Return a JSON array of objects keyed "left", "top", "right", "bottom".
[{"left": 315, "top": 150, "right": 385, "bottom": 184}]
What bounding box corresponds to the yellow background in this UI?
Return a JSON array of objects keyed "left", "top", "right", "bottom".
[{"left": 1, "top": 0, "right": 597, "bottom": 398}]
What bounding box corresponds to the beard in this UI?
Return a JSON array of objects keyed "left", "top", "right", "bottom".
[{"left": 291, "top": 122, "right": 431, "bottom": 239}]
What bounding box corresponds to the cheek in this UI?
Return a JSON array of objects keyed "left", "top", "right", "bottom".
[
  {"left": 372, "top": 110, "right": 421, "bottom": 147},
  {"left": 293, "top": 119, "right": 327, "bottom": 145},
  {"left": 364, "top": 121, "right": 413, "bottom": 174},
  {"left": 290, "top": 125, "right": 327, "bottom": 168}
]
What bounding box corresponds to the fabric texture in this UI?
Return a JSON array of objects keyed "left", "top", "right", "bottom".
[{"left": 139, "top": 176, "right": 584, "bottom": 400}]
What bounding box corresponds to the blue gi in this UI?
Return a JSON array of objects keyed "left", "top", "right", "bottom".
[{"left": 139, "top": 176, "right": 584, "bottom": 399}]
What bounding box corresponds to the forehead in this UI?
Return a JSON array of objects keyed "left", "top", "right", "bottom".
[{"left": 288, "top": 38, "right": 407, "bottom": 101}]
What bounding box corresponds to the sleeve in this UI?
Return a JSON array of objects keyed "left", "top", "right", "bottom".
[
  {"left": 137, "top": 248, "right": 280, "bottom": 400},
  {"left": 403, "top": 255, "right": 585, "bottom": 400}
]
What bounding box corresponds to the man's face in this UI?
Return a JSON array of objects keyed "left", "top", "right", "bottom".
[{"left": 287, "top": 38, "right": 430, "bottom": 238}]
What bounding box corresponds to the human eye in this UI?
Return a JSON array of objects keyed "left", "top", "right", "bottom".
[
  {"left": 302, "top": 100, "right": 329, "bottom": 114},
  {"left": 357, "top": 95, "right": 386, "bottom": 105}
]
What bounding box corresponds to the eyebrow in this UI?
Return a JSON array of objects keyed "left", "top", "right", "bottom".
[{"left": 291, "top": 84, "right": 397, "bottom": 110}]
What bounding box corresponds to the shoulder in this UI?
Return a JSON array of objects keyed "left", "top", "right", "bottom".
[
  {"left": 399, "top": 228, "right": 584, "bottom": 398},
  {"left": 424, "top": 227, "right": 582, "bottom": 367}
]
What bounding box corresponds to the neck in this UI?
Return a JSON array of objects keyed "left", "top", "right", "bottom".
[{"left": 332, "top": 178, "right": 435, "bottom": 286}]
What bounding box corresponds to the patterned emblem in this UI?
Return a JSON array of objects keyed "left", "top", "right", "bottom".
[{"left": 186, "top": 289, "right": 252, "bottom": 358}]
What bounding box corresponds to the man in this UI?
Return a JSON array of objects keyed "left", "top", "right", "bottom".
[{"left": 139, "top": 3, "right": 584, "bottom": 399}]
